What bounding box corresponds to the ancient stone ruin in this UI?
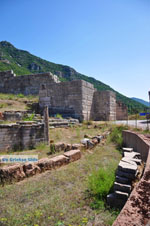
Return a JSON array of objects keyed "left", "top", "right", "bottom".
[
  {"left": 0, "top": 122, "right": 45, "bottom": 152},
  {"left": 0, "top": 70, "right": 60, "bottom": 95},
  {"left": 39, "top": 80, "right": 117, "bottom": 121},
  {"left": 0, "top": 70, "right": 128, "bottom": 121}
]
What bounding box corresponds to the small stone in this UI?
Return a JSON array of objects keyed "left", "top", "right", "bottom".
[
  {"left": 115, "top": 190, "right": 129, "bottom": 200},
  {"left": 114, "top": 182, "right": 131, "bottom": 193},
  {"left": 64, "top": 149, "right": 81, "bottom": 162},
  {"left": 51, "top": 155, "right": 69, "bottom": 168},
  {"left": 122, "top": 147, "right": 133, "bottom": 152},
  {"left": 116, "top": 175, "right": 131, "bottom": 184},
  {"left": 124, "top": 152, "right": 141, "bottom": 159},
  {"left": 116, "top": 170, "right": 136, "bottom": 180},
  {"left": 118, "top": 160, "right": 137, "bottom": 174}
]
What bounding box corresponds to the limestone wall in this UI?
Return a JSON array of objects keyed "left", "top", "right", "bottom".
[
  {"left": 0, "top": 122, "right": 45, "bottom": 152},
  {"left": 0, "top": 70, "right": 60, "bottom": 95},
  {"left": 39, "top": 80, "right": 95, "bottom": 121},
  {"left": 116, "top": 101, "right": 128, "bottom": 120},
  {"left": 92, "top": 91, "right": 116, "bottom": 121}
]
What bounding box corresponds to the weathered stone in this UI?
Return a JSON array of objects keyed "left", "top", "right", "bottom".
[
  {"left": 122, "top": 147, "right": 133, "bottom": 152},
  {"left": 51, "top": 155, "right": 69, "bottom": 168},
  {"left": 81, "top": 138, "right": 90, "bottom": 146},
  {"left": 114, "top": 182, "right": 131, "bottom": 193},
  {"left": 54, "top": 143, "right": 66, "bottom": 152},
  {"left": 92, "top": 138, "right": 98, "bottom": 145},
  {"left": 115, "top": 191, "right": 129, "bottom": 200},
  {"left": 23, "top": 163, "right": 41, "bottom": 177},
  {"left": 118, "top": 160, "right": 137, "bottom": 174},
  {"left": 87, "top": 140, "right": 95, "bottom": 149},
  {"left": 36, "top": 158, "right": 53, "bottom": 171},
  {"left": 107, "top": 193, "right": 126, "bottom": 209},
  {"left": 124, "top": 151, "right": 141, "bottom": 159},
  {"left": 95, "top": 135, "right": 103, "bottom": 143},
  {"left": 2, "top": 164, "right": 25, "bottom": 181},
  {"left": 116, "top": 170, "right": 136, "bottom": 180},
  {"left": 116, "top": 175, "right": 131, "bottom": 184},
  {"left": 64, "top": 149, "right": 81, "bottom": 162},
  {"left": 71, "top": 144, "right": 81, "bottom": 150},
  {"left": 0, "top": 122, "right": 45, "bottom": 152},
  {"left": 122, "top": 157, "right": 141, "bottom": 165},
  {"left": 65, "top": 144, "right": 72, "bottom": 152},
  {"left": 121, "top": 157, "right": 137, "bottom": 166}
]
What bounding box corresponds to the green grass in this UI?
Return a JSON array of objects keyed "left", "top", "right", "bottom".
[
  {"left": 107, "top": 125, "right": 128, "bottom": 149},
  {"left": 0, "top": 144, "right": 121, "bottom": 226}
]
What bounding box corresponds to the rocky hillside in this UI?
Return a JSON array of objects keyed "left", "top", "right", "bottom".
[{"left": 0, "top": 41, "right": 147, "bottom": 114}]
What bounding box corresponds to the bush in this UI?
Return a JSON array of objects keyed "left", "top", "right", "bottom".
[
  {"left": 108, "top": 125, "right": 127, "bottom": 149},
  {"left": 23, "top": 113, "right": 35, "bottom": 121}
]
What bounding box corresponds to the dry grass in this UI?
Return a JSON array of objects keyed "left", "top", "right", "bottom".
[
  {"left": 0, "top": 93, "right": 38, "bottom": 112},
  {"left": 0, "top": 143, "right": 121, "bottom": 226}
]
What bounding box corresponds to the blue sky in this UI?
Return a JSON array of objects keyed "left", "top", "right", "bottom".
[{"left": 1, "top": 0, "right": 150, "bottom": 101}]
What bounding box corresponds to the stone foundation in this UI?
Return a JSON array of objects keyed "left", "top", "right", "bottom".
[{"left": 0, "top": 122, "right": 45, "bottom": 152}]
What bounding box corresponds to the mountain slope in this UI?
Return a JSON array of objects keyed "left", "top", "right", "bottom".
[
  {"left": 0, "top": 41, "right": 147, "bottom": 114},
  {"left": 131, "top": 97, "right": 149, "bottom": 107}
]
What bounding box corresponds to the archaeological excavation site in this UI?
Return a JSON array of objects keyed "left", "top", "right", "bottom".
[{"left": 0, "top": 70, "right": 149, "bottom": 226}]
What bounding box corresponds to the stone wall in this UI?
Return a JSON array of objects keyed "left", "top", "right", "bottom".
[
  {"left": 116, "top": 101, "right": 128, "bottom": 120},
  {"left": 113, "top": 130, "right": 150, "bottom": 226},
  {"left": 92, "top": 91, "right": 116, "bottom": 121},
  {"left": 0, "top": 122, "right": 45, "bottom": 152},
  {"left": 39, "top": 80, "right": 117, "bottom": 121},
  {"left": 39, "top": 80, "right": 95, "bottom": 121},
  {"left": 0, "top": 70, "right": 60, "bottom": 95}
]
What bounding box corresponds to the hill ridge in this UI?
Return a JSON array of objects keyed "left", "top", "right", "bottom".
[{"left": 0, "top": 41, "right": 147, "bottom": 113}]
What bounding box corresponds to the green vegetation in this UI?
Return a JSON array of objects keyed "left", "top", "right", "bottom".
[
  {"left": 108, "top": 125, "right": 127, "bottom": 149},
  {"left": 23, "top": 113, "right": 35, "bottom": 121},
  {"left": 0, "top": 143, "right": 121, "bottom": 226},
  {"left": 55, "top": 113, "right": 63, "bottom": 119},
  {"left": 88, "top": 164, "right": 116, "bottom": 209},
  {"left": 0, "top": 41, "right": 147, "bottom": 114}
]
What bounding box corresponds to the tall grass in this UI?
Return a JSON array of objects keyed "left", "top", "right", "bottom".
[
  {"left": 88, "top": 165, "right": 116, "bottom": 209},
  {"left": 108, "top": 125, "right": 128, "bottom": 149}
]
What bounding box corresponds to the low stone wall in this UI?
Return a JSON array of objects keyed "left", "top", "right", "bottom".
[
  {"left": 0, "top": 122, "right": 45, "bottom": 151},
  {"left": 122, "top": 130, "right": 150, "bottom": 162},
  {"left": 113, "top": 130, "right": 150, "bottom": 226},
  {"left": 0, "top": 149, "right": 81, "bottom": 184}
]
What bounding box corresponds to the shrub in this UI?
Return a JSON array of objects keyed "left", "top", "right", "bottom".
[
  {"left": 55, "top": 113, "right": 63, "bottom": 119},
  {"left": 23, "top": 113, "right": 35, "bottom": 121},
  {"left": 17, "top": 93, "right": 25, "bottom": 98},
  {"left": 108, "top": 125, "right": 127, "bottom": 149}
]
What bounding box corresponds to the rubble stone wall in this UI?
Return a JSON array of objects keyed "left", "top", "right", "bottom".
[
  {"left": 0, "top": 70, "right": 59, "bottom": 95},
  {"left": 113, "top": 130, "right": 150, "bottom": 226},
  {"left": 0, "top": 123, "right": 45, "bottom": 152}
]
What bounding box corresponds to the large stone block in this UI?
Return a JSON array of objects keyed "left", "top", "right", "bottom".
[
  {"left": 64, "top": 149, "right": 81, "bottom": 162},
  {"left": 118, "top": 160, "right": 137, "bottom": 174},
  {"left": 51, "top": 155, "right": 69, "bottom": 168},
  {"left": 114, "top": 182, "right": 131, "bottom": 193}
]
